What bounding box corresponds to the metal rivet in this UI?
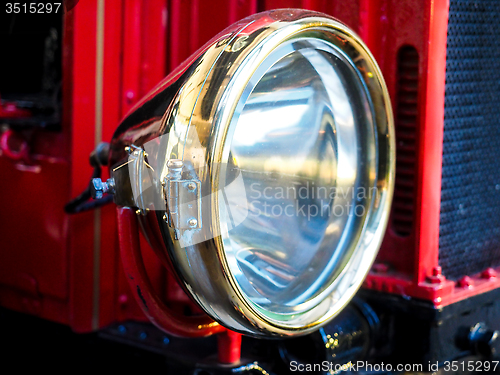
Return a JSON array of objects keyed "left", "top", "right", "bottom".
[
  {"left": 188, "top": 218, "right": 198, "bottom": 228},
  {"left": 118, "top": 294, "right": 128, "bottom": 305},
  {"left": 187, "top": 182, "right": 196, "bottom": 191}
]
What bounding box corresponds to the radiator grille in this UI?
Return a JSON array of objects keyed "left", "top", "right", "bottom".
[
  {"left": 392, "top": 46, "right": 419, "bottom": 237},
  {"left": 439, "top": 0, "right": 500, "bottom": 280}
]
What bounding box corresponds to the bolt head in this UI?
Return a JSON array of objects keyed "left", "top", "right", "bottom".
[
  {"left": 458, "top": 276, "right": 473, "bottom": 288},
  {"left": 167, "top": 159, "right": 184, "bottom": 169},
  {"left": 188, "top": 218, "right": 198, "bottom": 228},
  {"left": 187, "top": 182, "right": 196, "bottom": 191},
  {"left": 482, "top": 268, "right": 497, "bottom": 279},
  {"left": 432, "top": 266, "right": 442, "bottom": 277},
  {"left": 426, "top": 267, "right": 446, "bottom": 284},
  {"left": 91, "top": 178, "right": 104, "bottom": 199}
]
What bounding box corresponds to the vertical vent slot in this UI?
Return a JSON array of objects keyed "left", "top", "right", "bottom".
[{"left": 392, "top": 46, "right": 419, "bottom": 237}]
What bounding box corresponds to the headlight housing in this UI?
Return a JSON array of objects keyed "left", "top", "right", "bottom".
[{"left": 109, "top": 9, "right": 395, "bottom": 337}]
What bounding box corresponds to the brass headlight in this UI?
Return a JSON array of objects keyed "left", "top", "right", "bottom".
[{"left": 109, "top": 9, "right": 395, "bottom": 337}]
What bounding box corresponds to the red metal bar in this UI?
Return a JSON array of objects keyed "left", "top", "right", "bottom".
[
  {"left": 117, "top": 207, "right": 226, "bottom": 337},
  {"left": 218, "top": 330, "right": 242, "bottom": 364},
  {"left": 370, "top": 0, "right": 427, "bottom": 277},
  {"left": 98, "top": 0, "right": 124, "bottom": 329},
  {"left": 415, "top": 0, "right": 449, "bottom": 285},
  {"left": 68, "top": 0, "right": 99, "bottom": 333}
]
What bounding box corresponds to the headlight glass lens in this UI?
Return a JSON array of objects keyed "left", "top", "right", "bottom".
[{"left": 219, "top": 38, "right": 377, "bottom": 315}]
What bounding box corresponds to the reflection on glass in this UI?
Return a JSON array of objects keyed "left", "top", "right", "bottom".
[{"left": 221, "top": 40, "right": 373, "bottom": 314}]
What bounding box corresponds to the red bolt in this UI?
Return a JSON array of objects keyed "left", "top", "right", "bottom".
[
  {"left": 432, "top": 266, "right": 442, "bottom": 277},
  {"left": 458, "top": 276, "right": 473, "bottom": 288},
  {"left": 482, "top": 268, "right": 497, "bottom": 279},
  {"left": 427, "top": 266, "right": 446, "bottom": 284}
]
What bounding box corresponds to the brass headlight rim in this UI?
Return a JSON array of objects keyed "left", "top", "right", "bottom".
[
  {"left": 204, "top": 18, "right": 394, "bottom": 333},
  {"left": 159, "top": 11, "right": 395, "bottom": 337}
]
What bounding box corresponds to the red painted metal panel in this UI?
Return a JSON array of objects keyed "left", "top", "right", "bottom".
[
  {"left": 0, "top": 159, "right": 70, "bottom": 300},
  {"left": 115, "top": 0, "right": 171, "bottom": 325},
  {"left": 65, "top": 0, "right": 171, "bottom": 331},
  {"left": 363, "top": 0, "right": 482, "bottom": 308},
  {"left": 167, "top": 0, "right": 257, "bottom": 72},
  {"left": 68, "top": 0, "right": 99, "bottom": 332},
  {"left": 262, "top": 0, "right": 361, "bottom": 35},
  {"left": 122, "top": 0, "right": 143, "bottom": 116},
  {"left": 98, "top": 0, "right": 124, "bottom": 328},
  {"left": 367, "top": 0, "right": 429, "bottom": 278},
  {"left": 139, "top": 0, "right": 168, "bottom": 95}
]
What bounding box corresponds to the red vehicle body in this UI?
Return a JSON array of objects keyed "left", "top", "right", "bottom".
[{"left": 2, "top": 0, "right": 500, "bottom": 371}]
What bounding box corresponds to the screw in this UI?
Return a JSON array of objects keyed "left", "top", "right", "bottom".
[
  {"left": 188, "top": 218, "right": 198, "bottom": 228},
  {"left": 167, "top": 159, "right": 183, "bottom": 180},
  {"left": 167, "top": 159, "right": 184, "bottom": 169},
  {"left": 90, "top": 178, "right": 115, "bottom": 199},
  {"left": 187, "top": 182, "right": 196, "bottom": 191}
]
